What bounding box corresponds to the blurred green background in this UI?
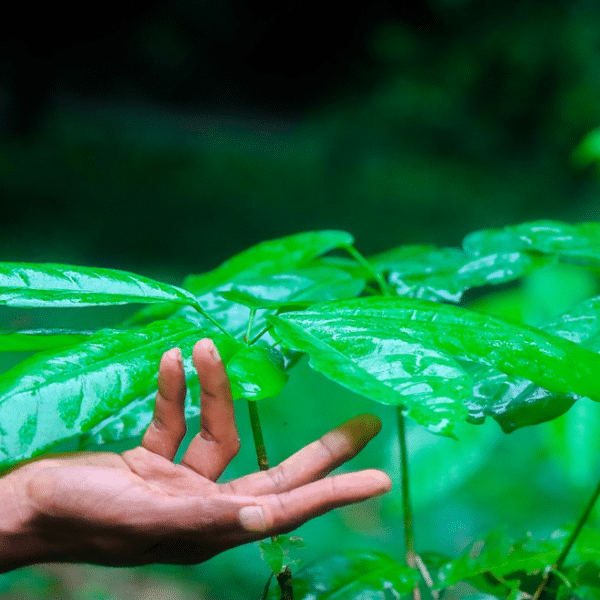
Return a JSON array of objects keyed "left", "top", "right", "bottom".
[{"left": 3, "top": 0, "right": 600, "bottom": 598}]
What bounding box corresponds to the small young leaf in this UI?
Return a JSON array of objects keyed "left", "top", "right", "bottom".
[
  {"left": 0, "top": 263, "right": 199, "bottom": 308},
  {"left": 227, "top": 344, "right": 289, "bottom": 400},
  {"left": 259, "top": 536, "right": 305, "bottom": 574}
]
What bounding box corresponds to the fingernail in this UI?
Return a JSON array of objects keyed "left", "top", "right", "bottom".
[
  {"left": 209, "top": 341, "right": 221, "bottom": 363},
  {"left": 171, "top": 347, "right": 183, "bottom": 364},
  {"left": 239, "top": 506, "right": 266, "bottom": 532}
]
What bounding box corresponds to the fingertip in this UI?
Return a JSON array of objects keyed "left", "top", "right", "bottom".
[
  {"left": 165, "top": 347, "right": 183, "bottom": 364},
  {"left": 368, "top": 469, "right": 392, "bottom": 496},
  {"left": 358, "top": 413, "right": 382, "bottom": 436},
  {"left": 193, "top": 338, "right": 222, "bottom": 364}
]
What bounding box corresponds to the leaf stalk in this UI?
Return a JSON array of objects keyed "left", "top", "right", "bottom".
[{"left": 344, "top": 244, "right": 392, "bottom": 297}]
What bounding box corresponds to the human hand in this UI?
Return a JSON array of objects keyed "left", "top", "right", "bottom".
[{"left": 4, "top": 339, "right": 391, "bottom": 570}]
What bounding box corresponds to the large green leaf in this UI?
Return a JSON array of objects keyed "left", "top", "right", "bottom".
[
  {"left": 271, "top": 297, "right": 600, "bottom": 433},
  {"left": 267, "top": 551, "right": 418, "bottom": 600},
  {"left": 0, "top": 263, "right": 200, "bottom": 308},
  {"left": 270, "top": 303, "right": 472, "bottom": 436},
  {"left": 463, "top": 220, "right": 600, "bottom": 267},
  {"left": 0, "top": 320, "right": 239, "bottom": 468}
]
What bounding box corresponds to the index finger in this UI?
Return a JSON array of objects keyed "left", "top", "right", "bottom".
[{"left": 238, "top": 469, "right": 392, "bottom": 535}]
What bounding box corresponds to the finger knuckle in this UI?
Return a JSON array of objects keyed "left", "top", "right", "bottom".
[{"left": 267, "top": 465, "right": 289, "bottom": 494}]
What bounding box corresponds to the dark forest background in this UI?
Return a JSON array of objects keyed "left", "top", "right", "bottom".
[
  {"left": 3, "top": 2, "right": 600, "bottom": 599},
  {"left": 2, "top": 0, "right": 600, "bottom": 279}
]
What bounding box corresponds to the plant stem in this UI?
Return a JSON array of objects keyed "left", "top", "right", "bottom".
[
  {"left": 344, "top": 244, "right": 392, "bottom": 297},
  {"left": 249, "top": 325, "right": 273, "bottom": 346},
  {"left": 247, "top": 400, "right": 294, "bottom": 599},
  {"left": 532, "top": 474, "right": 600, "bottom": 600},
  {"left": 397, "top": 406, "right": 421, "bottom": 600},
  {"left": 248, "top": 400, "right": 270, "bottom": 471},
  {"left": 245, "top": 309, "right": 257, "bottom": 344}
]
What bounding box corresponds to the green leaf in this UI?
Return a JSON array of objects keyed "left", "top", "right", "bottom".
[
  {"left": 217, "top": 266, "right": 365, "bottom": 309},
  {"left": 463, "top": 221, "right": 600, "bottom": 267},
  {"left": 259, "top": 536, "right": 305, "bottom": 574},
  {"left": 0, "top": 263, "right": 200, "bottom": 308},
  {"left": 270, "top": 301, "right": 472, "bottom": 436},
  {"left": 78, "top": 371, "right": 202, "bottom": 450},
  {"left": 227, "top": 343, "right": 289, "bottom": 400},
  {"left": 268, "top": 551, "right": 418, "bottom": 600},
  {"left": 0, "top": 320, "right": 238, "bottom": 468},
  {"left": 184, "top": 230, "right": 354, "bottom": 295},
  {"left": 0, "top": 329, "right": 93, "bottom": 352},
  {"left": 387, "top": 248, "right": 543, "bottom": 303},
  {"left": 271, "top": 296, "right": 600, "bottom": 433}
]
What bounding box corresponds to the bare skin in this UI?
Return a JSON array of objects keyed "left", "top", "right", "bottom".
[{"left": 0, "top": 338, "right": 391, "bottom": 572}]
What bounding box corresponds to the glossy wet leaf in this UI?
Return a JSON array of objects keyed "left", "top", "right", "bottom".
[
  {"left": 267, "top": 551, "right": 418, "bottom": 600},
  {"left": 0, "top": 320, "right": 238, "bottom": 469},
  {"left": 0, "top": 262, "right": 199, "bottom": 308},
  {"left": 183, "top": 230, "right": 354, "bottom": 296},
  {"left": 78, "top": 343, "right": 285, "bottom": 447},
  {"left": 272, "top": 297, "right": 600, "bottom": 433},
  {"left": 218, "top": 266, "right": 365, "bottom": 309},
  {"left": 78, "top": 372, "right": 202, "bottom": 449},
  {"left": 227, "top": 343, "right": 289, "bottom": 400},
  {"left": 387, "top": 248, "right": 542, "bottom": 303},
  {"left": 0, "top": 329, "right": 93, "bottom": 352},
  {"left": 270, "top": 301, "right": 472, "bottom": 436},
  {"left": 463, "top": 220, "right": 600, "bottom": 266}
]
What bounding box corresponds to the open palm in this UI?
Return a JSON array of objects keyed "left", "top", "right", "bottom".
[{"left": 16, "top": 339, "right": 391, "bottom": 569}]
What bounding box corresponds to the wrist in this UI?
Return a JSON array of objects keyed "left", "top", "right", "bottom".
[{"left": 0, "top": 467, "right": 56, "bottom": 573}]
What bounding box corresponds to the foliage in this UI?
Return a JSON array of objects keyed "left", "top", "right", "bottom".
[{"left": 2, "top": 220, "right": 600, "bottom": 599}]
